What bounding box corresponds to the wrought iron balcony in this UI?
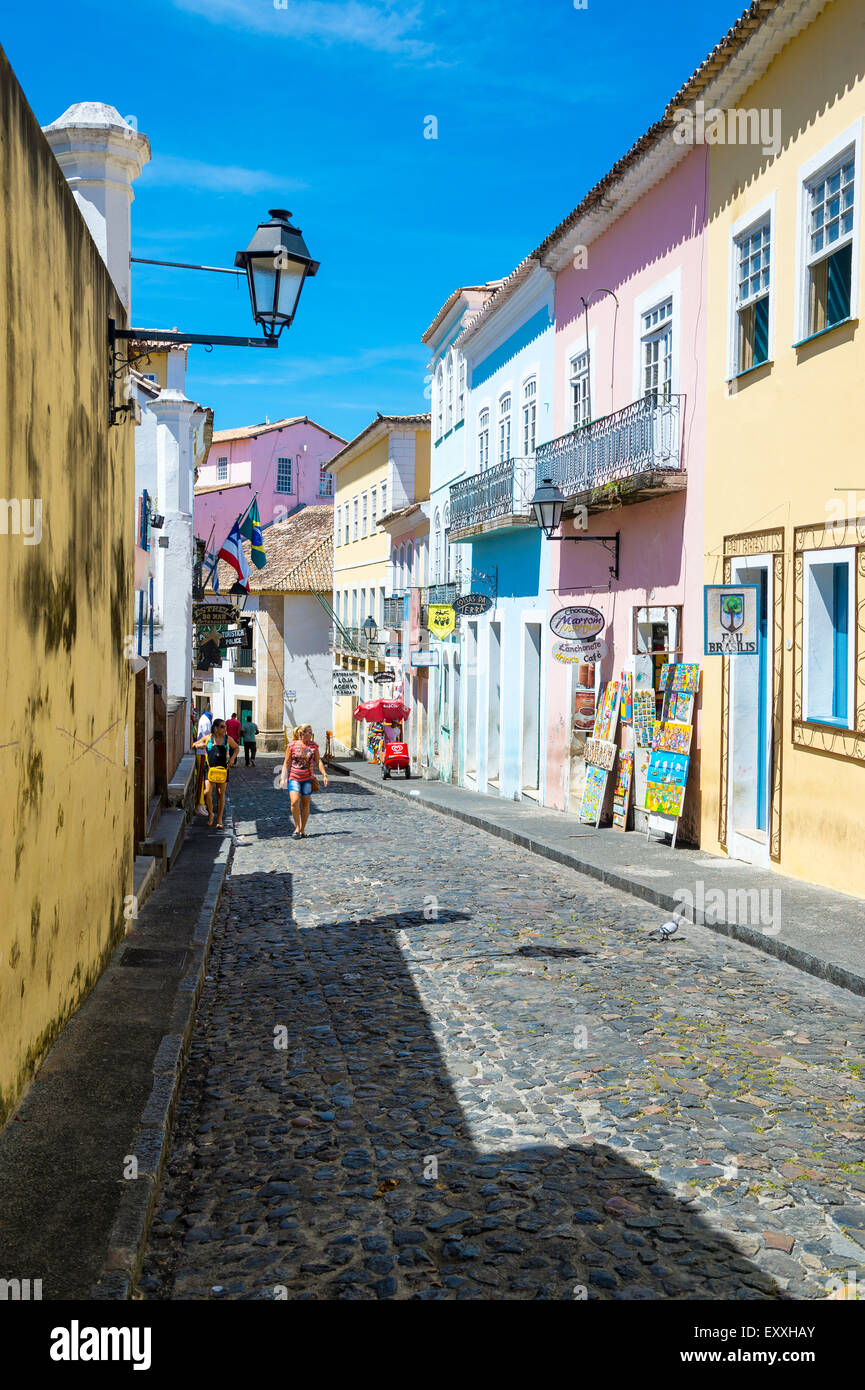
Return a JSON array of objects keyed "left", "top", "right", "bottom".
[
  {"left": 535, "top": 394, "right": 684, "bottom": 504},
  {"left": 449, "top": 457, "right": 536, "bottom": 538},
  {"left": 421, "top": 582, "right": 460, "bottom": 606}
]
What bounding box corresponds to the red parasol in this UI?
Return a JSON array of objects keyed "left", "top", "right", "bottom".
[{"left": 353, "top": 698, "right": 411, "bottom": 722}]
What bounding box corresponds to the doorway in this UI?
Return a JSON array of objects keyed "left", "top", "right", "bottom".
[
  {"left": 521, "top": 622, "right": 542, "bottom": 799},
  {"left": 465, "top": 621, "right": 478, "bottom": 783},
  {"left": 487, "top": 621, "right": 502, "bottom": 789},
  {"left": 728, "top": 558, "right": 771, "bottom": 866}
]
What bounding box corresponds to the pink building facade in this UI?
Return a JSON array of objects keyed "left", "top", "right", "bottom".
[
  {"left": 541, "top": 147, "right": 708, "bottom": 841},
  {"left": 194, "top": 416, "right": 346, "bottom": 548}
]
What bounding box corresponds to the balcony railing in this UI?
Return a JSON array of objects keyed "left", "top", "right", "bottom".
[
  {"left": 449, "top": 457, "right": 535, "bottom": 534},
  {"left": 535, "top": 393, "right": 683, "bottom": 499},
  {"left": 421, "top": 582, "right": 460, "bottom": 606}
]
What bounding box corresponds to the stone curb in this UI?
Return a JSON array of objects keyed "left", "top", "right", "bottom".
[
  {"left": 346, "top": 768, "right": 865, "bottom": 1001},
  {"left": 90, "top": 834, "right": 232, "bottom": 1300}
]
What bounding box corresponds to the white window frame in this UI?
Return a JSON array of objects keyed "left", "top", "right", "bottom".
[
  {"left": 371, "top": 486, "right": 378, "bottom": 531},
  {"left": 217, "top": 456, "right": 228, "bottom": 482},
  {"left": 434, "top": 508, "right": 442, "bottom": 582},
  {"left": 276, "top": 456, "right": 293, "bottom": 493},
  {"left": 335, "top": 505, "right": 341, "bottom": 546},
  {"left": 343, "top": 506, "right": 349, "bottom": 546},
  {"left": 352, "top": 496, "right": 359, "bottom": 542},
  {"left": 478, "top": 407, "right": 490, "bottom": 470},
  {"left": 802, "top": 545, "right": 856, "bottom": 728},
  {"left": 406, "top": 540, "right": 414, "bottom": 586},
  {"left": 727, "top": 193, "right": 776, "bottom": 380},
  {"left": 361, "top": 491, "right": 368, "bottom": 538},
  {"left": 445, "top": 353, "right": 454, "bottom": 433},
  {"left": 632, "top": 268, "right": 681, "bottom": 404},
  {"left": 795, "top": 119, "right": 862, "bottom": 343},
  {"left": 380, "top": 480, "right": 387, "bottom": 516},
  {"left": 435, "top": 363, "right": 444, "bottom": 439},
  {"left": 498, "top": 391, "right": 512, "bottom": 463},
  {"left": 569, "top": 350, "right": 592, "bottom": 429},
  {"left": 521, "top": 376, "right": 537, "bottom": 456},
  {"left": 457, "top": 356, "right": 466, "bottom": 422}
]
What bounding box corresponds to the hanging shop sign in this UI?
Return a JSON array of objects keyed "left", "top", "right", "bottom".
[
  {"left": 373, "top": 670, "right": 396, "bottom": 684},
  {"left": 221, "top": 630, "right": 247, "bottom": 648},
  {"left": 550, "top": 605, "right": 605, "bottom": 640},
  {"left": 553, "top": 639, "right": 607, "bottom": 665},
  {"left": 410, "top": 649, "right": 439, "bottom": 667},
  {"left": 704, "top": 585, "right": 760, "bottom": 655},
  {"left": 332, "top": 671, "right": 359, "bottom": 696},
  {"left": 428, "top": 604, "right": 456, "bottom": 637},
  {"left": 453, "top": 593, "right": 493, "bottom": 616},
  {"left": 193, "top": 601, "right": 235, "bottom": 626}
]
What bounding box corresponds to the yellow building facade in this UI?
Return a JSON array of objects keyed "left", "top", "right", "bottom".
[
  {"left": 701, "top": 0, "right": 865, "bottom": 893},
  {"left": 0, "top": 57, "right": 136, "bottom": 1120},
  {"left": 329, "top": 416, "right": 430, "bottom": 751}
]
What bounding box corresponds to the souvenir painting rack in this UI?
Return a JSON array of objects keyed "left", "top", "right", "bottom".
[
  {"left": 579, "top": 680, "right": 621, "bottom": 826},
  {"left": 645, "top": 663, "right": 700, "bottom": 848}
]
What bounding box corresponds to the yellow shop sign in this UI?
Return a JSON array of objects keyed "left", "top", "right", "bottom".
[{"left": 428, "top": 603, "right": 455, "bottom": 637}]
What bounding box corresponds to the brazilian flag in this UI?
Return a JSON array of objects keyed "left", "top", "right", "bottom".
[{"left": 239, "top": 498, "right": 266, "bottom": 569}]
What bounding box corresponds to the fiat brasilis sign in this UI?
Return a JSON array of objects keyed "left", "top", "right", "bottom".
[{"left": 549, "top": 606, "right": 605, "bottom": 640}]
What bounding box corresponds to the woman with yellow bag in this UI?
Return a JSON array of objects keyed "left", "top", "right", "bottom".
[{"left": 192, "top": 718, "right": 239, "bottom": 830}]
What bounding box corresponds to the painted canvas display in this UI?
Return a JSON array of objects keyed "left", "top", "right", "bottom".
[
  {"left": 585, "top": 738, "right": 617, "bottom": 771},
  {"left": 620, "top": 671, "right": 633, "bottom": 722},
  {"left": 633, "top": 690, "right": 655, "bottom": 748},
  {"left": 612, "top": 750, "right": 634, "bottom": 830},
  {"left": 633, "top": 746, "right": 651, "bottom": 810},
  {"left": 646, "top": 751, "right": 690, "bottom": 817},
  {"left": 592, "top": 680, "right": 621, "bottom": 742},
  {"left": 665, "top": 690, "right": 695, "bottom": 723},
  {"left": 580, "top": 765, "right": 607, "bottom": 824},
  {"left": 657, "top": 720, "right": 693, "bottom": 754},
  {"left": 671, "top": 663, "right": 700, "bottom": 692}
]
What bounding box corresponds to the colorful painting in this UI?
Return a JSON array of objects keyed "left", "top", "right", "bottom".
[
  {"left": 646, "top": 751, "right": 689, "bottom": 818},
  {"left": 612, "top": 750, "right": 634, "bottom": 830},
  {"left": 657, "top": 721, "right": 693, "bottom": 754},
  {"left": 659, "top": 664, "right": 671, "bottom": 690},
  {"left": 620, "top": 671, "right": 633, "bottom": 722},
  {"left": 580, "top": 765, "right": 607, "bottom": 824},
  {"left": 633, "top": 746, "right": 651, "bottom": 810},
  {"left": 667, "top": 691, "right": 694, "bottom": 723},
  {"left": 671, "top": 663, "right": 700, "bottom": 693},
  {"left": 633, "top": 690, "right": 656, "bottom": 748},
  {"left": 651, "top": 720, "right": 663, "bottom": 750},
  {"left": 592, "top": 680, "right": 621, "bottom": 742},
  {"left": 585, "top": 737, "right": 617, "bottom": 771}
]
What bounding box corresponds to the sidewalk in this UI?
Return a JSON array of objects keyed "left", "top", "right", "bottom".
[
  {"left": 341, "top": 758, "right": 865, "bottom": 999},
  {"left": 0, "top": 818, "right": 231, "bottom": 1300}
]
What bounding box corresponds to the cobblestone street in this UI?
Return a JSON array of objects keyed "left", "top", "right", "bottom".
[{"left": 139, "top": 763, "right": 865, "bottom": 1301}]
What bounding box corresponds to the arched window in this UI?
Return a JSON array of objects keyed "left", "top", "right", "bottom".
[
  {"left": 443, "top": 503, "right": 451, "bottom": 582},
  {"left": 498, "top": 392, "right": 511, "bottom": 463},
  {"left": 456, "top": 357, "right": 466, "bottom": 422},
  {"left": 433, "top": 509, "right": 442, "bottom": 582},
  {"left": 522, "top": 377, "right": 537, "bottom": 455},
  {"left": 435, "top": 364, "right": 444, "bottom": 439},
  {"left": 398, "top": 543, "right": 405, "bottom": 590},
  {"left": 406, "top": 541, "right": 414, "bottom": 585},
  {"left": 445, "top": 354, "right": 454, "bottom": 433},
  {"left": 478, "top": 408, "right": 490, "bottom": 469}
]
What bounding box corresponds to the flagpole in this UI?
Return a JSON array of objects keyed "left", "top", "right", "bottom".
[{"left": 235, "top": 491, "right": 259, "bottom": 531}]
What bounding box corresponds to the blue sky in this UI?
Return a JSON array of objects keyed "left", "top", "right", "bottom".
[{"left": 4, "top": 0, "right": 748, "bottom": 442}]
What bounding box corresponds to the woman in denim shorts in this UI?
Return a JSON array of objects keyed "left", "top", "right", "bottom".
[{"left": 279, "top": 723, "right": 329, "bottom": 838}]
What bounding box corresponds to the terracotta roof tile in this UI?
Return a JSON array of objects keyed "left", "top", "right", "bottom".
[
  {"left": 210, "top": 416, "right": 346, "bottom": 444},
  {"left": 212, "top": 504, "right": 334, "bottom": 593}
]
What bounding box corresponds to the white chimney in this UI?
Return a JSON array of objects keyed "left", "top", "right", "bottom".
[{"left": 42, "top": 102, "right": 150, "bottom": 313}]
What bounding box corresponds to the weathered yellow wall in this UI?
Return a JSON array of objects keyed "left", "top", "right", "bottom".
[
  {"left": 702, "top": 0, "right": 865, "bottom": 893},
  {"left": 0, "top": 47, "right": 135, "bottom": 1122}
]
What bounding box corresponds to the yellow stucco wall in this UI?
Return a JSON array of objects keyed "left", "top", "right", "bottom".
[
  {"left": 701, "top": 0, "right": 865, "bottom": 893},
  {"left": 332, "top": 435, "right": 391, "bottom": 747},
  {"left": 0, "top": 50, "right": 135, "bottom": 1122}
]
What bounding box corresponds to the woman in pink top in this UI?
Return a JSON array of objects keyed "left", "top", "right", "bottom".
[{"left": 279, "top": 723, "right": 329, "bottom": 838}]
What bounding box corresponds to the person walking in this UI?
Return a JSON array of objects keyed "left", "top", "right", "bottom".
[
  {"left": 196, "top": 705, "right": 213, "bottom": 740},
  {"left": 193, "top": 706, "right": 213, "bottom": 815},
  {"left": 225, "top": 710, "right": 242, "bottom": 746},
  {"left": 280, "top": 723, "right": 328, "bottom": 839},
  {"left": 192, "top": 718, "right": 239, "bottom": 830},
  {"left": 242, "top": 715, "right": 259, "bottom": 767}
]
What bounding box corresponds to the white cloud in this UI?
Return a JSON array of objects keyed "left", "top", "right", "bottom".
[
  {"left": 172, "top": 0, "right": 433, "bottom": 59},
  {"left": 142, "top": 154, "right": 306, "bottom": 195}
]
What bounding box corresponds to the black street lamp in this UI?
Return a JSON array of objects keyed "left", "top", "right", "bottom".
[
  {"left": 530, "top": 476, "right": 565, "bottom": 541},
  {"left": 109, "top": 208, "right": 319, "bottom": 423},
  {"left": 229, "top": 581, "right": 249, "bottom": 614},
  {"left": 234, "top": 209, "right": 320, "bottom": 340}
]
